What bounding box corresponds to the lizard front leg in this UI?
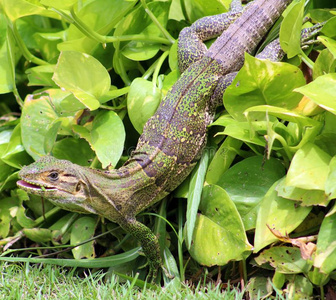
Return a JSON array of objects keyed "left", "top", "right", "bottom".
[
  {"left": 256, "top": 22, "right": 324, "bottom": 61},
  {"left": 178, "top": 0, "right": 245, "bottom": 73},
  {"left": 119, "top": 217, "right": 164, "bottom": 280}
]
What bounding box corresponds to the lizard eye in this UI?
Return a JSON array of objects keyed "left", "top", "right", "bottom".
[
  {"left": 75, "top": 182, "right": 81, "bottom": 192},
  {"left": 48, "top": 172, "right": 59, "bottom": 181}
]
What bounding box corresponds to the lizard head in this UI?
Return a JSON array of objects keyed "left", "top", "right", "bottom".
[{"left": 17, "top": 156, "right": 96, "bottom": 214}]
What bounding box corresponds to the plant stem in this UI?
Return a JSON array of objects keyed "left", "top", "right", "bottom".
[
  {"left": 300, "top": 50, "right": 314, "bottom": 69},
  {"left": 140, "top": 0, "right": 175, "bottom": 44},
  {"left": 10, "top": 22, "right": 48, "bottom": 66},
  {"left": 33, "top": 207, "right": 61, "bottom": 226},
  {"left": 178, "top": 201, "right": 185, "bottom": 282},
  {"left": 90, "top": 156, "right": 100, "bottom": 169},
  {"left": 142, "top": 59, "right": 159, "bottom": 80},
  {"left": 152, "top": 51, "right": 169, "bottom": 88},
  {"left": 114, "top": 48, "right": 131, "bottom": 86},
  {"left": 70, "top": 7, "right": 105, "bottom": 42},
  {"left": 320, "top": 285, "right": 324, "bottom": 300},
  {"left": 273, "top": 133, "right": 293, "bottom": 160},
  {"left": 54, "top": 7, "right": 171, "bottom": 45},
  {"left": 180, "top": 0, "right": 188, "bottom": 22},
  {"left": 105, "top": 34, "right": 171, "bottom": 45}
]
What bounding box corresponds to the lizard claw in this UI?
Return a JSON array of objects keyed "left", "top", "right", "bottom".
[
  {"left": 146, "top": 263, "right": 174, "bottom": 282},
  {"left": 301, "top": 22, "right": 326, "bottom": 47}
]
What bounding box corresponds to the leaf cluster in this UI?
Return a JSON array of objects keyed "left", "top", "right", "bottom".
[{"left": 0, "top": 0, "right": 336, "bottom": 298}]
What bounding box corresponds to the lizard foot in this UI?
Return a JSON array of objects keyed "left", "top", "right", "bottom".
[
  {"left": 146, "top": 261, "right": 174, "bottom": 282},
  {"left": 301, "top": 22, "right": 326, "bottom": 48}
]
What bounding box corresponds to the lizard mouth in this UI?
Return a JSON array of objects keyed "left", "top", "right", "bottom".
[{"left": 17, "top": 180, "right": 56, "bottom": 191}]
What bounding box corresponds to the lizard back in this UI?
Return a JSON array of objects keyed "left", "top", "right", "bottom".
[
  {"left": 207, "top": 0, "right": 292, "bottom": 72},
  {"left": 112, "top": 0, "right": 292, "bottom": 216}
]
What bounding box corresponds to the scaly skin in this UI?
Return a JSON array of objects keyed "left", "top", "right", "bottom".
[{"left": 18, "top": 0, "right": 296, "bottom": 278}]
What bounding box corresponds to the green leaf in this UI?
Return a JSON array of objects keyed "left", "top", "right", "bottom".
[
  {"left": 314, "top": 211, "right": 336, "bottom": 274},
  {"left": 0, "top": 247, "right": 140, "bottom": 268},
  {"left": 40, "top": 0, "right": 77, "bottom": 10},
  {"left": 276, "top": 178, "right": 329, "bottom": 206},
  {"left": 0, "top": 131, "right": 11, "bottom": 147},
  {"left": 255, "top": 246, "right": 311, "bottom": 274},
  {"left": 188, "top": 185, "right": 252, "bottom": 266},
  {"left": 223, "top": 121, "right": 267, "bottom": 147},
  {"left": 183, "top": 0, "right": 228, "bottom": 23},
  {"left": 315, "top": 113, "right": 336, "bottom": 156},
  {"left": 243, "top": 106, "right": 323, "bottom": 159},
  {"left": 217, "top": 156, "right": 286, "bottom": 230},
  {"left": 286, "top": 275, "right": 313, "bottom": 299},
  {"left": 49, "top": 213, "right": 73, "bottom": 244},
  {"left": 163, "top": 247, "right": 180, "bottom": 281},
  {"left": 89, "top": 110, "right": 125, "bottom": 168},
  {"left": 71, "top": 216, "right": 96, "bottom": 259},
  {"left": 127, "top": 78, "right": 161, "bottom": 134},
  {"left": 52, "top": 138, "right": 95, "bottom": 166},
  {"left": 286, "top": 142, "right": 331, "bottom": 190},
  {"left": 20, "top": 193, "right": 54, "bottom": 218},
  {"left": 206, "top": 137, "right": 242, "bottom": 185},
  {"left": 114, "top": 2, "right": 170, "bottom": 61},
  {"left": 73, "top": 111, "right": 125, "bottom": 168},
  {"left": 0, "top": 17, "right": 14, "bottom": 94},
  {"left": 26, "top": 64, "right": 56, "bottom": 87},
  {"left": 321, "top": 16, "right": 336, "bottom": 37},
  {"left": 21, "top": 93, "right": 75, "bottom": 160},
  {"left": 318, "top": 36, "right": 336, "bottom": 58},
  {"left": 279, "top": 0, "right": 304, "bottom": 58},
  {"left": 44, "top": 120, "right": 62, "bottom": 155},
  {"left": 224, "top": 54, "right": 305, "bottom": 121},
  {"left": 59, "top": 0, "right": 135, "bottom": 54},
  {"left": 168, "top": 40, "right": 179, "bottom": 71},
  {"left": 308, "top": 267, "right": 330, "bottom": 286},
  {"left": 47, "top": 89, "right": 86, "bottom": 113},
  {"left": 246, "top": 277, "right": 273, "bottom": 300},
  {"left": 313, "top": 49, "right": 336, "bottom": 79},
  {"left": 272, "top": 271, "right": 286, "bottom": 289},
  {"left": 0, "top": 137, "right": 15, "bottom": 185},
  {"left": 23, "top": 228, "right": 52, "bottom": 243},
  {"left": 161, "top": 70, "right": 179, "bottom": 96},
  {"left": 254, "top": 180, "right": 311, "bottom": 252},
  {"left": 210, "top": 113, "right": 235, "bottom": 127},
  {"left": 0, "top": 197, "right": 19, "bottom": 238},
  {"left": 244, "top": 105, "right": 320, "bottom": 128},
  {"left": 1, "top": 123, "right": 32, "bottom": 169},
  {"left": 325, "top": 156, "right": 336, "bottom": 199},
  {"left": 1, "top": 0, "right": 45, "bottom": 21},
  {"left": 16, "top": 203, "right": 36, "bottom": 229},
  {"left": 52, "top": 51, "right": 111, "bottom": 110},
  {"left": 295, "top": 73, "right": 336, "bottom": 115},
  {"left": 33, "top": 31, "right": 63, "bottom": 62},
  {"left": 0, "top": 171, "right": 19, "bottom": 192},
  {"left": 185, "top": 150, "right": 209, "bottom": 249}
]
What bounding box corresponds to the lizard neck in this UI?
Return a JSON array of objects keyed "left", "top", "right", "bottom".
[{"left": 83, "top": 161, "right": 164, "bottom": 222}]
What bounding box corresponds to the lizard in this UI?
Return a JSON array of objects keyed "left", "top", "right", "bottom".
[{"left": 17, "top": 0, "right": 321, "bottom": 278}]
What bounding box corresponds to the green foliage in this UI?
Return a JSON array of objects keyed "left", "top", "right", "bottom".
[
  {"left": 127, "top": 78, "right": 161, "bottom": 133},
  {"left": 0, "top": 0, "right": 336, "bottom": 297},
  {"left": 0, "top": 262, "right": 245, "bottom": 299},
  {"left": 188, "top": 184, "right": 252, "bottom": 265},
  {"left": 52, "top": 51, "right": 111, "bottom": 110},
  {"left": 224, "top": 54, "right": 306, "bottom": 121},
  {"left": 280, "top": 0, "right": 305, "bottom": 58}
]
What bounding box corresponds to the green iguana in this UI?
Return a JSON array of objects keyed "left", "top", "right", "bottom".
[{"left": 17, "top": 0, "right": 321, "bottom": 278}]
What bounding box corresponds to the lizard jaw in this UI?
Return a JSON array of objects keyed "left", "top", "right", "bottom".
[{"left": 17, "top": 180, "right": 56, "bottom": 192}]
